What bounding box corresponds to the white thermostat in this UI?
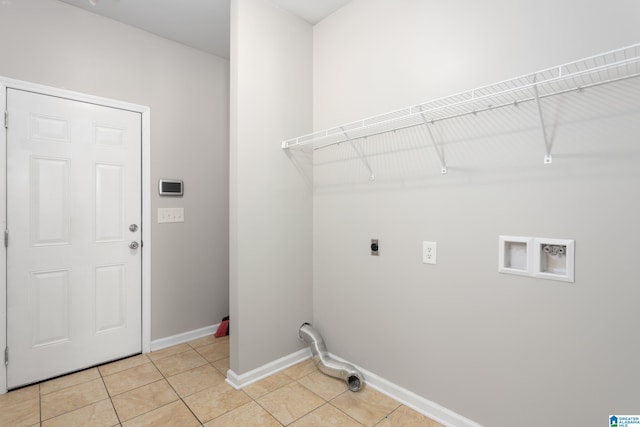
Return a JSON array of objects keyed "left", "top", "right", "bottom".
[{"left": 158, "top": 179, "right": 183, "bottom": 196}]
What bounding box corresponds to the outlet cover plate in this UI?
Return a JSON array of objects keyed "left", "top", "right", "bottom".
[{"left": 423, "top": 241, "right": 437, "bottom": 264}]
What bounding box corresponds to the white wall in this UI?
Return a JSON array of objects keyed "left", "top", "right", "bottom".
[
  {"left": 229, "top": 0, "right": 313, "bottom": 375},
  {"left": 313, "top": 1, "right": 640, "bottom": 426},
  {"left": 0, "top": 0, "right": 230, "bottom": 340}
]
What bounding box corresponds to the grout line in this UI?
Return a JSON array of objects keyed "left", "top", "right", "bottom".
[
  {"left": 327, "top": 392, "right": 365, "bottom": 425},
  {"left": 103, "top": 362, "right": 163, "bottom": 398},
  {"left": 2, "top": 336, "right": 438, "bottom": 427},
  {"left": 97, "top": 364, "right": 121, "bottom": 426},
  {"left": 158, "top": 360, "right": 203, "bottom": 426},
  {"left": 150, "top": 347, "right": 242, "bottom": 426},
  {"left": 239, "top": 364, "right": 301, "bottom": 426},
  {"left": 39, "top": 378, "right": 111, "bottom": 424},
  {"left": 38, "top": 383, "right": 42, "bottom": 426},
  {"left": 147, "top": 345, "right": 194, "bottom": 364},
  {"left": 325, "top": 401, "right": 367, "bottom": 427},
  {"left": 252, "top": 367, "right": 332, "bottom": 426},
  {"left": 38, "top": 367, "right": 101, "bottom": 396},
  {"left": 252, "top": 396, "right": 286, "bottom": 426}
]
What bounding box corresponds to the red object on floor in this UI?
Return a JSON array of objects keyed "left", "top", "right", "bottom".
[{"left": 214, "top": 320, "right": 229, "bottom": 337}]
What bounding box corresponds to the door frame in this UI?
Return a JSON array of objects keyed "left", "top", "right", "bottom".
[{"left": 0, "top": 77, "right": 152, "bottom": 394}]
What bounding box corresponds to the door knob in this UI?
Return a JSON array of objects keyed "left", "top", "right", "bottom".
[{"left": 129, "top": 241, "right": 139, "bottom": 250}]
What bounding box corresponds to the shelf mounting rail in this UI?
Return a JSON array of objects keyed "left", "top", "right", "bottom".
[{"left": 282, "top": 43, "right": 640, "bottom": 176}]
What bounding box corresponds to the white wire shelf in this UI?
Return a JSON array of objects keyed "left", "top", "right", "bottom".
[{"left": 282, "top": 43, "right": 640, "bottom": 178}]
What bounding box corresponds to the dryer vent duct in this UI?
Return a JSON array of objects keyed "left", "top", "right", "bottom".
[{"left": 299, "top": 323, "right": 364, "bottom": 392}]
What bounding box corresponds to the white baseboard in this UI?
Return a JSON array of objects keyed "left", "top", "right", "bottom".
[
  {"left": 150, "top": 323, "right": 220, "bottom": 352},
  {"left": 226, "top": 347, "right": 311, "bottom": 390},
  {"left": 327, "top": 352, "right": 483, "bottom": 427},
  {"left": 226, "top": 345, "right": 481, "bottom": 427}
]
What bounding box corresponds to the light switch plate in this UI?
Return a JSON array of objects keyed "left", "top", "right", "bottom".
[{"left": 158, "top": 207, "right": 184, "bottom": 223}]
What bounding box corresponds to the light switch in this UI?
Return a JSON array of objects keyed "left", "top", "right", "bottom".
[{"left": 158, "top": 207, "right": 184, "bottom": 223}]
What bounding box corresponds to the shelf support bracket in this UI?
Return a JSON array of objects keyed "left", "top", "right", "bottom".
[
  {"left": 532, "top": 81, "right": 553, "bottom": 164},
  {"left": 420, "top": 113, "right": 447, "bottom": 174},
  {"left": 341, "top": 127, "right": 375, "bottom": 181}
]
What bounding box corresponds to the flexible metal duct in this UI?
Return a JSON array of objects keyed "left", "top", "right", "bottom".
[{"left": 299, "top": 323, "right": 364, "bottom": 392}]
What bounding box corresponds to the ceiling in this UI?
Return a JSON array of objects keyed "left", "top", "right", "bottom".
[{"left": 57, "top": 0, "right": 351, "bottom": 59}]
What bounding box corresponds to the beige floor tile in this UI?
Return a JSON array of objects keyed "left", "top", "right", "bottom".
[
  {"left": 298, "top": 371, "right": 348, "bottom": 401},
  {"left": 121, "top": 400, "right": 200, "bottom": 427},
  {"left": 212, "top": 357, "right": 230, "bottom": 374},
  {"left": 147, "top": 343, "right": 191, "bottom": 362},
  {"left": 183, "top": 381, "right": 252, "bottom": 423},
  {"left": 243, "top": 372, "right": 293, "bottom": 399},
  {"left": 282, "top": 359, "right": 318, "bottom": 380},
  {"left": 195, "top": 340, "right": 229, "bottom": 363},
  {"left": 204, "top": 401, "right": 282, "bottom": 427},
  {"left": 42, "top": 398, "right": 118, "bottom": 427},
  {"left": 0, "top": 384, "right": 39, "bottom": 406},
  {"left": 290, "top": 403, "right": 364, "bottom": 427},
  {"left": 188, "top": 334, "right": 217, "bottom": 349},
  {"left": 166, "top": 363, "right": 226, "bottom": 398},
  {"left": 0, "top": 340, "right": 430, "bottom": 427},
  {"left": 99, "top": 354, "right": 150, "bottom": 377},
  {"left": 205, "top": 334, "right": 229, "bottom": 344},
  {"left": 374, "top": 405, "right": 445, "bottom": 427},
  {"left": 40, "top": 367, "right": 101, "bottom": 395},
  {"left": 0, "top": 385, "right": 40, "bottom": 427},
  {"left": 103, "top": 362, "right": 163, "bottom": 396},
  {"left": 153, "top": 348, "right": 207, "bottom": 377},
  {"left": 331, "top": 387, "right": 400, "bottom": 427},
  {"left": 111, "top": 379, "right": 178, "bottom": 422},
  {"left": 41, "top": 377, "right": 109, "bottom": 420},
  {"left": 257, "top": 382, "right": 325, "bottom": 425}
]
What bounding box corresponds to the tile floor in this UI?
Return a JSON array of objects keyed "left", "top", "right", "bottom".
[{"left": 0, "top": 334, "right": 444, "bottom": 426}]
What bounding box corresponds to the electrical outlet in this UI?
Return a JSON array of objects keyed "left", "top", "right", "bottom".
[
  {"left": 423, "top": 241, "right": 437, "bottom": 264},
  {"left": 370, "top": 239, "right": 379, "bottom": 256}
]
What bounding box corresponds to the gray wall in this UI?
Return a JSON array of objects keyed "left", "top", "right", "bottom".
[
  {"left": 313, "top": 0, "right": 640, "bottom": 426},
  {"left": 229, "top": 0, "right": 313, "bottom": 375},
  {"left": 0, "top": 0, "right": 230, "bottom": 341}
]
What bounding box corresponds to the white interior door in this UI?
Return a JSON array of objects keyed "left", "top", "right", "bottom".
[{"left": 6, "top": 88, "right": 142, "bottom": 388}]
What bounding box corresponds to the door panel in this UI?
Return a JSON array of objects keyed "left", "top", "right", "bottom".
[
  {"left": 30, "top": 157, "right": 71, "bottom": 246},
  {"left": 95, "top": 163, "right": 125, "bottom": 242},
  {"left": 95, "top": 264, "right": 126, "bottom": 333},
  {"left": 6, "top": 88, "right": 142, "bottom": 388},
  {"left": 31, "top": 269, "right": 71, "bottom": 347}
]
